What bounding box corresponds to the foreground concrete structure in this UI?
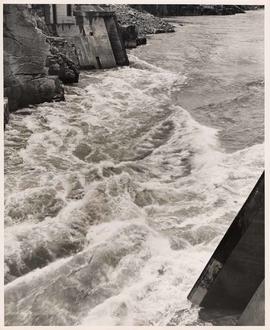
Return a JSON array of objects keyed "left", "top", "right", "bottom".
[
  {"left": 238, "top": 279, "right": 265, "bottom": 325},
  {"left": 188, "top": 172, "right": 264, "bottom": 324},
  {"left": 43, "top": 4, "right": 129, "bottom": 69}
]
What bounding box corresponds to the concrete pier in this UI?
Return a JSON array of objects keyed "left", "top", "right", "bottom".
[{"left": 188, "top": 172, "right": 264, "bottom": 322}]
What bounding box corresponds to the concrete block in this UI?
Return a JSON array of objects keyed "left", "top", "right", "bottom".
[
  {"left": 238, "top": 279, "right": 265, "bottom": 325},
  {"left": 91, "top": 16, "right": 116, "bottom": 68},
  {"left": 105, "top": 16, "right": 129, "bottom": 66},
  {"left": 188, "top": 172, "right": 264, "bottom": 313}
]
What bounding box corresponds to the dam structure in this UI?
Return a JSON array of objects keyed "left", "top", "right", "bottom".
[
  {"left": 38, "top": 4, "right": 129, "bottom": 69},
  {"left": 188, "top": 172, "right": 265, "bottom": 325}
]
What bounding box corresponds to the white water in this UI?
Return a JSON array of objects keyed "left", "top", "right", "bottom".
[{"left": 4, "top": 10, "right": 264, "bottom": 326}]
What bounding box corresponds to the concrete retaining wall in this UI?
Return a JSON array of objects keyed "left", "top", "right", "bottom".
[
  {"left": 238, "top": 279, "right": 265, "bottom": 325},
  {"left": 188, "top": 172, "right": 264, "bottom": 320},
  {"left": 105, "top": 17, "right": 129, "bottom": 65},
  {"left": 54, "top": 16, "right": 121, "bottom": 69},
  {"left": 89, "top": 16, "right": 116, "bottom": 68}
]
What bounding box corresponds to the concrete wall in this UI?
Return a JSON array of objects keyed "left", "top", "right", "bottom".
[
  {"left": 55, "top": 23, "right": 78, "bottom": 37},
  {"left": 188, "top": 172, "right": 264, "bottom": 314},
  {"left": 53, "top": 24, "right": 95, "bottom": 69},
  {"left": 71, "top": 35, "right": 98, "bottom": 69},
  {"left": 90, "top": 16, "right": 116, "bottom": 68},
  {"left": 49, "top": 4, "right": 75, "bottom": 24},
  {"left": 53, "top": 15, "right": 117, "bottom": 69},
  {"left": 238, "top": 280, "right": 265, "bottom": 325},
  {"left": 104, "top": 16, "right": 129, "bottom": 66}
]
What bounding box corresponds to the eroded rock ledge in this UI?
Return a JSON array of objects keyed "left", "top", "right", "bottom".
[{"left": 4, "top": 4, "right": 64, "bottom": 112}]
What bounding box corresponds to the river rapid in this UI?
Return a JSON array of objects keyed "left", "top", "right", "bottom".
[{"left": 4, "top": 10, "right": 264, "bottom": 326}]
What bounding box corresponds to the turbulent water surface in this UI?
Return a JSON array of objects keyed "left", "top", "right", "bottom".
[{"left": 4, "top": 10, "right": 264, "bottom": 326}]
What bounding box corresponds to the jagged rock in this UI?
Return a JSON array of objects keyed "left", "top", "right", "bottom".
[
  {"left": 4, "top": 4, "right": 64, "bottom": 111},
  {"left": 33, "top": 12, "right": 52, "bottom": 36},
  {"left": 46, "top": 37, "right": 80, "bottom": 84}
]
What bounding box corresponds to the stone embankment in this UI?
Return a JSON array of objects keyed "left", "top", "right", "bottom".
[
  {"left": 4, "top": 4, "right": 64, "bottom": 112},
  {"left": 105, "top": 5, "right": 175, "bottom": 36}
]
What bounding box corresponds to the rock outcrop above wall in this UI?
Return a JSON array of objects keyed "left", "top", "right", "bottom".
[
  {"left": 46, "top": 37, "right": 80, "bottom": 84},
  {"left": 105, "top": 5, "right": 175, "bottom": 36},
  {"left": 4, "top": 4, "right": 64, "bottom": 111}
]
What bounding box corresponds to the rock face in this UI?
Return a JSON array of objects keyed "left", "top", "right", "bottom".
[
  {"left": 105, "top": 5, "right": 175, "bottom": 36},
  {"left": 4, "top": 4, "right": 64, "bottom": 111},
  {"left": 46, "top": 37, "right": 80, "bottom": 84}
]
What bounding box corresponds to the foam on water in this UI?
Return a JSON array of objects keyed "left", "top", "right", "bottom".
[{"left": 4, "top": 46, "right": 263, "bottom": 325}]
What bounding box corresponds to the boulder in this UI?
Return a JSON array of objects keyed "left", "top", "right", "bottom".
[
  {"left": 4, "top": 4, "right": 64, "bottom": 112},
  {"left": 46, "top": 37, "right": 80, "bottom": 84}
]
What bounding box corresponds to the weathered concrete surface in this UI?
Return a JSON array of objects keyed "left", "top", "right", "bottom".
[
  {"left": 104, "top": 16, "right": 129, "bottom": 65},
  {"left": 238, "top": 279, "right": 265, "bottom": 325},
  {"left": 46, "top": 37, "right": 80, "bottom": 83},
  {"left": 4, "top": 98, "right": 10, "bottom": 130},
  {"left": 188, "top": 172, "right": 264, "bottom": 314},
  {"left": 53, "top": 16, "right": 116, "bottom": 69},
  {"left": 89, "top": 16, "right": 117, "bottom": 68},
  {"left": 4, "top": 4, "right": 64, "bottom": 111}
]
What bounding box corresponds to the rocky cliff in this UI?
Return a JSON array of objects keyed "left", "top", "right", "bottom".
[{"left": 4, "top": 4, "right": 64, "bottom": 111}]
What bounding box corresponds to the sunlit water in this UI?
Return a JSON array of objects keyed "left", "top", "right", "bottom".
[{"left": 4, "top": 10, "right": 264, "bottom": 326}]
